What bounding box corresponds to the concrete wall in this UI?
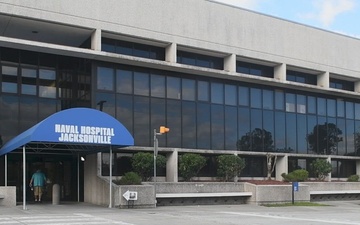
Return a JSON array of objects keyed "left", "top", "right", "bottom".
[
  {"left": 84, "top": 154, "right": 111, "bottom": 206},
  {"left": 154, "top": 182, "right": 247, "bottom": 193},
  {"left": 1, "top": 0, "right": 360, "bottom": 78},
  {"left": 0, "top": 186, "right": 16, "bottom": 207},
  {"left": 115, "top": 185, "right": 154, "bottom": 209},
  {"left": 304, "top": 182, "right": 360, "bottom": 192}
]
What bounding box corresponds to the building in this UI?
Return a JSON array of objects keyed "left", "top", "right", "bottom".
[{"left": 1, "top": 0, "right": 360, "bottom": 203}]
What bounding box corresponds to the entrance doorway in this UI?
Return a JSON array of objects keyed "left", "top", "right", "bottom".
[{"left": 5, "top": 153, "right": 84, "bottom": 203}]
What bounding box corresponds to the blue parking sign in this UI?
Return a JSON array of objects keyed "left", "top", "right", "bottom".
[{"left": 293, "top": 182, "right": 299, "bottom": 192}]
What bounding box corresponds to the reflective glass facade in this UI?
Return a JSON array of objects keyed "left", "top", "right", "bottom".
[{"left": 95, "top": 63, "right": 360, "bottom": 157}]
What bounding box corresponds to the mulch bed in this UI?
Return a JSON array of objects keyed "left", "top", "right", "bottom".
[{"left": 241, "top": 180, "right": 291, "bottom": 185}]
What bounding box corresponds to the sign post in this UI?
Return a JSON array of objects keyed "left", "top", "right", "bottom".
[{"left": 292, "top": 182, "right": 299, "bottom": 204}]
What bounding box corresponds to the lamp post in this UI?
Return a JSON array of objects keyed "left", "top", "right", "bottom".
[{"left": 153, "top": 126, "right": 169, "bottom": 207}]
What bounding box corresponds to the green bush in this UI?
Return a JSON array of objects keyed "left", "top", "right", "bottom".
[
  {"left": 132, "top": 152, "right": 166, "bottom": 181},
  {"left": 310, "top": 159, "right": 332, "bottom": 181},
  {"left": 179, "top": 153, "right": 206, "bottom": 181},
  {"left": 281, "top": 169, "right": 309, "bottom": 182},
  {"left": 347, "top": 174, "right": 359, "bottom": 182},
  {"left": 114, "top": 172, "right": 142, "bottom": 185},
  {"left": 217, "top": 155, "right": 245, "bottom": 182}
]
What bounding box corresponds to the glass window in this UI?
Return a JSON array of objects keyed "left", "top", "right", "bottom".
[
  {"left": 346, "top": 101, "right": 354, "bottom": 119},
  {"left": 182, "top": 101, "right": 196, "bottom": 148},
  {"left": 134, "top": 71, "right": 149, "bottom": 96},
  {"left": 327, "top": 99, "right": 336, "bottom": 117},
  {"left": 286, "top": 113, "right": 296, "bottom": 153},
  {"left": 250, "top": 88, "right": 261, "bottom": 109},
  {"left": 151, "top": 98, "right": 166, "bottom": 146},
  {"left": 225, "top": 84, "right": 236, "bottom": 106},
  {"left": 275, "top": 111, "right": 286, "bottom": 151},
  {"left": 116, "top": 94, "right": 133, "bottom": 134},
  {"left": 211, "top": 104, "right": 224, "bottom": 149},
  {"left": 167, "top": 99, "right": 181, "bottom": 147},
  {"left": 198, "top": 81, "right": 209, "bottom": 102},
  {"left": 296, "top": 94, "right": 306, "bottom": 114},
  {"left": 297, "top": 114, "right": 307, "bottom": 154},
  {"left": 197, "top": 102, "right": 211, "bottom": 149},
  {"left": 116, "top": 69, "right": 133, "bottom": 94},
  {"left": 211, "top": 82, "right": 224, "bottom": 104},
  {"left": 225, "top": 106, "right": 238, "bottom": 149},
  {"left": 2, "top": 66, "right": 17, "bottom": 76},
  {"left": 275, "top": 90, "right": 284, "bottom": 110},
  {"left": 337, "top": 99, "right": 345, "bottom": 117},
  {"left": 355, "top": 103, "right": 360, "bottom": 120},
  {"left": 21, "top": 68, "right": 36, "bottom": 78},
  {"left": 285, "top": 93, "right": 295, "bottom": 112},
  {"left": 21, "top": 84, "right": 36, "bottom": 95},
  {"left": 263, "top": 110, "right": 274, "bottom": 152},
  {"left": 97, "top": 67, "right": 114, "bottom": 91},
  {"left": 182, "top": 79, "right": 195, "bottom": 101},
  {"left": 263, "top": 89, "right": 273, "bottom": 110},
  {"left": 238, "top": 107, "right": 250, "bottom": 151},
  {"left": 133, "top": 96, "right": 150, "bottom": 146},
  {"left": 238, "top": 86, "right": 249, "bottom": 106},
  {"left": 2, "top": 82, "right": 17, "bottom": 93},
  {"left": 150, "top": 74, "right": 165, "bottom": 98},
  {"left": 346, "top": 119, "right": 355, "bottom": 155},
  {"left": 39, "top": 69, "right": 56, "bottom": 98},
  {"left": 307, "top": 96, "right": 316, "bottom": 114},
  {"left": 317, "top": 97, "right": 326, "bottom": 116},
  {"left": 250, "top": 109, "right": 263, "bottom": 151},
  {"left": 167, "top": 77, "right": 180, "bottom": 99}
]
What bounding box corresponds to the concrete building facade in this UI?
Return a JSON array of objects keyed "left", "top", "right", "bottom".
[{"left": 1, "top": 0, "right": 360, "bottom": 202}]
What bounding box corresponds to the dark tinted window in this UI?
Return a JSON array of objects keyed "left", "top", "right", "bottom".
[
  {"left": 286, "top": 70, "right": 316, "bottom": 85},
  {"left": 177, "top": 51, "right": 223, "bottom": 70},
  {"left": 236, "top": 61, "right": 273, "bottom": 78}
]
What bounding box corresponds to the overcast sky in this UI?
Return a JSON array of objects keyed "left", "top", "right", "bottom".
[{"left": 215, "top": 0, "right": 360, "bottom": 38}]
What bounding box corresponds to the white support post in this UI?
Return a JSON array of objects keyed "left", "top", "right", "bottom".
[
  {"left": 77, "top": 154, "right": 80, "bottom": 202},
  {"left": 108, "top": 146, "right": 112, "bottom": 208},
  {"left": 23, "top": 146, "right": 27, "bottom": 210}
]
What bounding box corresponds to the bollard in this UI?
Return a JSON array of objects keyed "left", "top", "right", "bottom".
[{"left": 52, "top": 184, "right": 60, "bottom": 205}]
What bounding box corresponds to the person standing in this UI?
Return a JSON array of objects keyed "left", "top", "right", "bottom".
[{"left": 29, "top": 169, "right": 47, "bottom": 202}]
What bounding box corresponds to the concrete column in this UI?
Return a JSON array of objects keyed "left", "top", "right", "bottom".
[
  {"left": 275, "top": 155, "right": 288, "bottom": 181},
  {"left": 165, "top": 43, "right": 177, "bottom": 63},
  {"left": 317, "top": 71, "right": 329, "bottom": 88},
  {"left": 326, "top": 156, "right": 332, "bottom": 181},
  {"left": 91, "top": 29, "right": 102, "bottom": 51},
  {"left": 354, "top": 81, "right": 360, "bottom": 93},
  {"left": 224, "top": 54, "right": 236, "bottom": 72},
  {"left": 356, "top": 160, "right": 360, "bottom": 175},
  {"left": 166, "top": 150, "right": 178, "bottom": 182},
  {"left": 274, "top": 63, "right": 286, "bottom": 81}
]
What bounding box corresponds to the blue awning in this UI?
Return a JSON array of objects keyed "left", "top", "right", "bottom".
[{"left": 0, "top": 107, "right": 134, "bottom": 156}]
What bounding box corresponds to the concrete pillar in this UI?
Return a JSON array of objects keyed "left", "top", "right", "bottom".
[
  {"left": 274, "top": 63, "right": 286, "bottom": 81},
  {"left": 275, "top": 155, "right": 288, "bottom": 181},
  {"left": 91, "top": 29, "right": 102, "bottom": 51},
  {"left": 224, "top": 54, "right": 236, "bottom": 72},
  {"left": 326, "top": 156, "right": 332, "bottom": 181},
  {"left": 166, "top": 150, "right": 178, "bottom": 182},
  {"left": 317, "top": 71, "right": 329, "bottom": 88},
  {"left": 354, "top": 81, "right": 360, "bottom": 93},
  {"left": 52, "top": 184, "right": 60, "bottom": 205},
  {"left": 165, "top": 43, "right": 177, "bottom": 63},
  {"left": 356, "top": 160, "right": 360, "bottom": 175}
]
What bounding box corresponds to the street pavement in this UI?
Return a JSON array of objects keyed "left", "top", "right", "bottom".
[{"left": 1, "top": 201, "right": 360, "bottom": 224}]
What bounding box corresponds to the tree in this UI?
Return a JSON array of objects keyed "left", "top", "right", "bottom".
[
  {"left": 217, "top": 155, "right": 245, "bottom": 182},
  {"left": 307, "top": 123, "right": 343, "bottom": 155},
  {"left": 310, "top": 159, "right": 332, "bottom": 181},
  {"left": 178, "top": 153, "right": 206, "bottom": 181},
  {"left": 132, "top": 152, "right": 166, "bottom": 181},
  {"left": 237, "top": 128, "right": 274, "bottom": 152}
]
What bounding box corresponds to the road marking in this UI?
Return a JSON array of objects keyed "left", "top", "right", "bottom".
[{"left": 219, "top": 212, "right": 360, "bottom": 225}]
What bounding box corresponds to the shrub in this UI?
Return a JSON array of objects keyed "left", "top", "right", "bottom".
[
  {"left": 217, "top": 155, "right": 245, "bottom": 182},
  {"left": 281, "top": 169, "right": 309, "bottom": 182},
  {"left": 114, "top": 172, "right": 142, "bottom": 185},
  {"left": 179, "top": 153, "right": 206, "bottom": 181},
  {"left": 132, "top": 152, "right": 166, "bottom": 181},
  {"left": 310, "top": 159, "right": 332, "bottom": 181},
  {"left": 347, "top": 174, "right": 359, "bottom": 182}
]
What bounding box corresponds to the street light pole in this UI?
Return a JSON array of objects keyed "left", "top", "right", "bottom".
[{"left": 153, "top": 126, "right": 169, "bottom": 208}]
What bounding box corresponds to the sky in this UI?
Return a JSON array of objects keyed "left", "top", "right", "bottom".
[{"left": 215, "top": 0, "right": 360, "bottom": 39}]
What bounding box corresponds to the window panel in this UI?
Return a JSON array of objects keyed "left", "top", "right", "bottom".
[
  {"left": 151, "top": 74, "right": 165, "bottom": 98},
  {"left": 182, "top": 78, "right": 195, "bottom": 101},
  {"left": 116, "top": 69, "right": 133, "bottom": 94},
  {"left": 327, "top": 99, "right": 336, "bottom": 117},
  {"left": 116, "top": 94, "right": 133, "bottom": 135},
  {"left": 167, "top": 77, "right": 180, "bottom": 99},
  {"left": 296, "top": 94, "right": 306, "bottom": 114},
  {"left": 211, "top": 104, "right": 224, "bottom": 149},
  {"left": 134, "top": 71, "right": 149, "bottom": 96},
  {"left": 250, "top": 88, "right": 261, "bottom": 109},
  {"left": 286, "top": 113, "right": 296, "bottom": 153},
  {"left": 285, "top": 93, "right": 295, "bottom": 112},
  {"left": 225, "top": 84, "right": 236, "bottom": 106},
  {"left": 211, "top": 82, "right": 224, "bottom": 104},
  {"left": 238, "top": 107, "right": 250, "bottom": 151},
  {"left": 198, "top": 80, "right": 209, "bottom": 102},
  {"left": 297, "top": 114, "right": 307, "bottom": 154},
  {"left": 263, "top": 110, "right": 274, "bottom": 152},
  {"left": 238, "top": 86, "right": 249, "bottom": 106},
  {"left": 275, "top": 111, "right": 286, "bottom": 151},
  {"left": 307, "top": 96, "right": 316, "bottom": 114},
  {"left": 263, "top": 89, "right": 273, "bottom": 110},
  {"left": 317, "top": 97, "right": 326, "bottom": 116},
  {"left": 346, "top": 119, "right": 355, "bottom": 155},
  {"left": 151, "top": 98, "right": 166, "bottom": 146},
  {"left": 197, "top": 102, "right": 211, "bottom": 149},
  {"left": 346, "top": 101, "right": 354, "bottom": 119},
  {"left": 182, "top": 101, "right": 196, "bottom": 148},
  {"left": 133, "top": 96, "right": 150, "bottom": 146},
  {"left": 250, "top": 109, "right": 263, "bottom": 151},
  {"left": 225, "top": 106, "right": 238, "bottom": 149},
  {"left": 275, "top": 90, "right": 284, "bottom": 110},
  {"left": 97, "top": 67, "right": 114, "bottom": 91},
  {"left": 167, "top": 99, "right": 181, "bottom": 147},
  {"left": 337, "top": 99, "right": 345, "bottom": 117}
]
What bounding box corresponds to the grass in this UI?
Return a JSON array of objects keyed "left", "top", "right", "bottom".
[{"left": 262, "top": 202, "right": 330, "bottom": 207}]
